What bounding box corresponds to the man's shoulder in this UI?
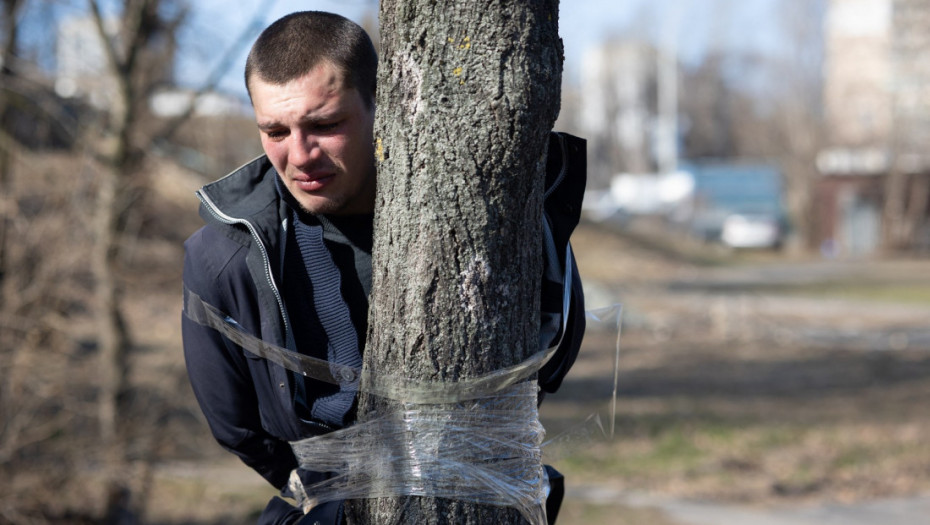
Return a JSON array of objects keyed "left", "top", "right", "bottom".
[{"left": 184, "top": 224, "right": 251, "bottom": 283}]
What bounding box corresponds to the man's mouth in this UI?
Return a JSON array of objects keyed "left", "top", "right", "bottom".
[{"left": 293, "top": 170, "right": 335, "bottom": 192}]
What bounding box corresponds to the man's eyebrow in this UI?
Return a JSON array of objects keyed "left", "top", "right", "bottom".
[
  {"left": 300, "top": 109, "right": 343, "bottom": 124},
  {"left": 256, "top": 110, "right": 343, "bottom": 131}
]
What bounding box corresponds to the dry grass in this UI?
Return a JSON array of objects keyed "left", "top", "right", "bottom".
[{"left": 538, "top": 221, "right": 930, "bottom": 521}]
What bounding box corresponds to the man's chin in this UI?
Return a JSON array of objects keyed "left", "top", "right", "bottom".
[
  {"left": 301, "top": 192, "right": 364, "bottom": 216},
  {"left": 299, "top": 199, "right": 339, "bottom": 216}
]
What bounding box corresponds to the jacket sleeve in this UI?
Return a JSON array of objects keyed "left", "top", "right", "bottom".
[
  {"left": 182, "top": 225, "right": 297, "bottom": 489},
  {"left": 256, "top": 497, "right": 343, "bottom": 525},
  {"left": 537, "top": 132, "right": 587, "bottom": 394},
  {"left": 537, "top": 253, "right": 584, "bottom": 394}
]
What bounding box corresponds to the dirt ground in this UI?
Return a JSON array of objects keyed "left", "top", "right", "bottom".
[
  {"left": 122, "top": 219, "right": 930, "bottom": 524},
  {"left": 538, "top": 221, "right": 930, "bottom": 522}
]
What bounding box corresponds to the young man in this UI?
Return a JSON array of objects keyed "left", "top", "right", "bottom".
[{"left": 182, "top": 11, "right": 585, "bottom": 525}]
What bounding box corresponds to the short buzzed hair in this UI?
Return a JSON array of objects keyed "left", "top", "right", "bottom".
[{"left": 245, "top": 11, "right": 377, "bottom": 108}]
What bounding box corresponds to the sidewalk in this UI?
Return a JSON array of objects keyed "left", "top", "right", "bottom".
[
  {"left": 659, "top": 496, "right": 930, "bottom": 525},
  {"left": 570, "top": 485, "right": 930, "bottom": 525}
]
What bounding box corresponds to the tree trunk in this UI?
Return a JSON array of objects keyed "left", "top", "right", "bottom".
[
  {"left": 0, "top": 0, "right": 23, "bottom": 291},
  {"left": 347, "top": 1, "right": 562, "bottom": 523},
  {"left": 883, "top": 168, "right": 909, "bottom": 252},
  {"left": 883, "top": 167, "right": 930, "bottom": 252},
  {"left": 89, "top": 0, "right": 137, "bottom": 454},
  {"left": 904, "top": 173, "right": 930, "bottom": 247},
  {"left": 782, "top": 157, "right": 817, "bottom": 253},
  {"left": 93, "top": 164, "right": 131, "bottom": 447}
]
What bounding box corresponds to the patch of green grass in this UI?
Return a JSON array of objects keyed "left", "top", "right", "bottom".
[
  {"left": 748, "top": 425, "right": 806, "bottom": 450},
  {"left": 831, "top": 445, "right": 875, "bottom": 470},
  {"left": 562, "top": 421, "right": 740, "bottom": 479},
  {"left": 701, "top": 422, "right": 737, "bottom": 442},
  {"left": 649, "top": 428, "right": 704, "bottom": 468}
]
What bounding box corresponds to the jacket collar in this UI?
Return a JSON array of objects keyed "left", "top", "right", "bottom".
[{"left": 197, "top": 155, "right": 285, "bottom": 246}]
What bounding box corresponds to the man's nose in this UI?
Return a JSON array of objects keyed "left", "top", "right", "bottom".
[{"left": 289, "top": 132, "right": 320, "bottom": 167}]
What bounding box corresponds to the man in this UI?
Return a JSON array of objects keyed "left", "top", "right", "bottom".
[{"left": 182, "top": 11, "right": 585, "bottom": 525}]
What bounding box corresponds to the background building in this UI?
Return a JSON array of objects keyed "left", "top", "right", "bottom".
[
  {"left": 818, "top": 0, "right": 930, "bottom": 255},
  {"left": 579, "top": 40, "right": 661, "bottom": 189}
]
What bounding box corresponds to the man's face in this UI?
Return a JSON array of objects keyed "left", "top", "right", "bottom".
[{"left": 251, "top": 61, "right": 376, "bottom": 216}]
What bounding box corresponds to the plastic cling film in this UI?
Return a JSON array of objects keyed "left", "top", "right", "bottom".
[
  {"left": 288, "top": 382, "right": 547, "bottom": 524},
  {"left": 183, "top": 285, "right": 625, "bottom": 523},
  {"left": 183, "top": 286, "right": 561, "bottom": 404},
  {"left": 585, "top": 304, "right": 623, "bottom": 438},
  {"left": 539, "top": 304, "right": 623, "bottom": 462}
]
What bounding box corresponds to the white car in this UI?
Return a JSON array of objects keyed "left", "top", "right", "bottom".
[{"left": 720, "top": 213, "right": 782, "bottom": 249}]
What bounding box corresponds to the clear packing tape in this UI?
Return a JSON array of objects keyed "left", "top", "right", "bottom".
[{"left": 183, "top": 287, "right": 623, "bottom": 525}]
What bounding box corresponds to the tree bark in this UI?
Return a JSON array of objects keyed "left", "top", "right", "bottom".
[{"left": 348, "top": 1, "right": 562, "bottom": 523}]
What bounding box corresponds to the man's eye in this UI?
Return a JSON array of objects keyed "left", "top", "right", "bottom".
[
  {"left": 266, "top": 129, "right": 288, "bottom": 140},
  {"left": 315, "top": 121, "right": 340, "bottom": 132}
]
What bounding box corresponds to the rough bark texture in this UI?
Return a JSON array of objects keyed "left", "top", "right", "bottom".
[{"left": 348, "top": 1, "right": 562, "bottom": 523}]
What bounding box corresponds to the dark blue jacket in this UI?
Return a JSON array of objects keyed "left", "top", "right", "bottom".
[{"left": 182, "top": 132, "right": 586, "bottom": 524}]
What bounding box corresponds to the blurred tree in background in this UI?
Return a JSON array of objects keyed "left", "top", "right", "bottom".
[{"left": 0, "top": 0, "right": 265, "bottom": 522}]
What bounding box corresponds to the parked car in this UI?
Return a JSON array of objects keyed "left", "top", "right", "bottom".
[{"left": 720, "top": 213, "right": 782, "bottom": 249}]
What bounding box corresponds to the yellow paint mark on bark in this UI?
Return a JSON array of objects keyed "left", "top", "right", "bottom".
[
  {"left": 375, "top": 137, "right": 385, "bottom": 162},
  {"left": 453, "top": 67, "right": 463, "bottom": 76}
]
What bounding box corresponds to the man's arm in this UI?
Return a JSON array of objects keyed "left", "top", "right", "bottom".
[
  {"left": 182, "top": 226, "right": 297, "bottom": 489},
  {"left": 537, "top": 132, "right": 587, "bottom": 394},
  {"left": 537, "top": 256, "right": 584, "bottom": 394}
]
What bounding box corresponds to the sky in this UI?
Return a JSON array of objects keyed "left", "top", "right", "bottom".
[{"left": 181, "top": 0, "right": 788, "bottom": 100}]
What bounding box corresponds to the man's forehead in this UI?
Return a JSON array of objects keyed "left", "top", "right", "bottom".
[
  {"left": 249, "top": 60, "right": 347, "bottom": 92},
  {"left": 251, "top": 73, "right": 370, "bottom": 127}
]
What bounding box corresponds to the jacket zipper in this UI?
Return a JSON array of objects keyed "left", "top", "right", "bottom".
[{"left": 195, "top": 190, "right": 293, "bottom": 342}]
